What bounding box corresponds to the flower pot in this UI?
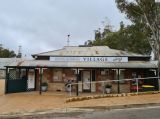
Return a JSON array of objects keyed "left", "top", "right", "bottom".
[
  {"left": 105, "top": 88, "right": 111, "bottom": 94},
  {"left": 41, "top": 86, "right": 48, "bottom": 92}
]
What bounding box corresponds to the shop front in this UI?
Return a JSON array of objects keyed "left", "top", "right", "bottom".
[{"left": 5, "top": 46, "right": 158, "bottom": 94}]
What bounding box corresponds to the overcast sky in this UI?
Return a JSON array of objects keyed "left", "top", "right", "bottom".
[{"left": 0, "top": 0, "right": 130, "bottom": 58}]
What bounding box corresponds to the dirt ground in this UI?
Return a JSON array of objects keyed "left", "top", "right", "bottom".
[{"left": 1, "top": 91, "right": 160, "bottom": 115}]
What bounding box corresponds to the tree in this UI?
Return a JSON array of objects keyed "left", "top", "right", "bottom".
[
  {"left": 0, "top": 46, "right": 16, "bottom": 58},
  {"left": 85, "top": 21, "right": 151, "bottom": 55},
  {"left": 116, "top": 0, "right": 160, "bottom": 60},
  {"left": 85, "top": 0, "right": 159, "bottom": 56}
]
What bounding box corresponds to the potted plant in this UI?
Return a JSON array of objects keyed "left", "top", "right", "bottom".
[
  {"left": 41, "top": 82, "right": 48, "bottom": 92},
  {"left": 105, "top": 84, "right": 112, "bottom": 94}
]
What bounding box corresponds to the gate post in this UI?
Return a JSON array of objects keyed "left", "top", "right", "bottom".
[
  {"left": 117, "top": 69, "right": 120, "bottom": 94},
  {"left": 76, "top": 68, "right": 79, "bottom": 96},
  {"left": 39, "top": 68, "right": 43, "bottom": 95},
  {"left": 5, "top": 67, "right": 9, "bottom": 94}
]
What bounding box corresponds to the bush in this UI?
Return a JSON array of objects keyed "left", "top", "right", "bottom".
[
  {"left": 105, "top": 84, "right": 112, "bottom": 88},
  {"left": 41, "top": 82, "right": 48, "bottom": 86}
]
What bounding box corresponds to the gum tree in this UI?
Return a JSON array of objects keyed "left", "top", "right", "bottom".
[{"left": 116, "top": 0, "right": 160, "bottom": 60}]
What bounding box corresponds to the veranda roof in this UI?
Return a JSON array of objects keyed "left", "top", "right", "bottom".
[
  {"left": 6, "top": 60, "right": 158, "bottom": 69},
  {"left": 0, "top": 58, "right": 22, "bottom": 69}
]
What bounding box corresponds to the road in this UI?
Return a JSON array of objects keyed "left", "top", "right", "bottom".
[
  {"left": 80, "top": 106, "right": 160, "bottom": 119},
  {"left": 2, "top": 106, "right": 160, "bottom": 119}
]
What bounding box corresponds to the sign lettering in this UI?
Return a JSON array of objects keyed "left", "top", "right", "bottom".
[{"left": 50, "top": 57, "right": 128, "bottom": 62}]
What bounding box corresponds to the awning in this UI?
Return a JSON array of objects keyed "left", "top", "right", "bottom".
[{"left": 6, "top": 60, "right": 158, "bottom": 69}]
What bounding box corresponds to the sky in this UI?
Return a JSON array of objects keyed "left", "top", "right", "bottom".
[{"left": 0, "top": 0, "right": 130, "bottom": 58}]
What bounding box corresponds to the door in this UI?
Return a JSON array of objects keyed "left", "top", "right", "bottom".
[
  {"left": 27, "top": 69, "right": 35, "bottom": 91},
  {"left": 82, "top": 71, "right": 91, "bottom": 92}
]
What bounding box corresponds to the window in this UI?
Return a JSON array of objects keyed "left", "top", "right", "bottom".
[
  {"left": 53, "top": 69, "right": 62, "bottom": 82},
  {"left": 113, "top": 69, "right": 125, "bottom": 83},
  {"left": 119, "top": 70, "right": 125, "bottom": 83}
]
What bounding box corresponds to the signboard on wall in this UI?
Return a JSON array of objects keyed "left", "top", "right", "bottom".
[{"left": 50, "top": 56, "right": 128, "bottom": 62}]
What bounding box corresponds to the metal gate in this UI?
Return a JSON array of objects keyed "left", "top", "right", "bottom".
[{"left": 6, "top": 69, "right": 27, "bottom": 93}]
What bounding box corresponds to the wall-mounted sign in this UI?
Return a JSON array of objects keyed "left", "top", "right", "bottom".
[{"left": 50, "top": 57, "right": 128, "bottom": 62}]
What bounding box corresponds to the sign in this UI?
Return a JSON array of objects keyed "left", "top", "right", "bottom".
[{"left": 50, "top": 57, "right": 128, "bottom": 62}]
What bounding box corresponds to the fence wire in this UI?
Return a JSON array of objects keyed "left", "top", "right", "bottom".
[{"left": 66, "top": 77, "right": 159, "bottom": 96}]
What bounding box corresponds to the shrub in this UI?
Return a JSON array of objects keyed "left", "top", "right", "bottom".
[
  {"left": 105, "top": 84, "right": 112, "bottom": 88},
  {"left": 41, "top": 82, "right": 48, "bottom": 86}
]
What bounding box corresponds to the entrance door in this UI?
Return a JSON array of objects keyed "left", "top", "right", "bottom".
[
  {"left": 82, "top": 71, "right": 91, "bottom": 92},
  {"left": 27, "top": 69, "right": 35, "bottom": 91}
]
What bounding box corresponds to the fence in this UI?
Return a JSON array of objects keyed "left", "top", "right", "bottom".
[{"left": 66, "top": 77, "right": 159, "bottom": 97}]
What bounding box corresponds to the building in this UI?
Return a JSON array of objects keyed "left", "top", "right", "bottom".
[{"left": 5, "top": 46, "right": 158, "bottom": 94}]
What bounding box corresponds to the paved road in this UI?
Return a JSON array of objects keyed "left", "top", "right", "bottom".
[
  {"left": 3, "top": 106, "right": 160, "bottom": 119},
  {"left": 80, "top": 106, "right": 160, "bottom": 119}
]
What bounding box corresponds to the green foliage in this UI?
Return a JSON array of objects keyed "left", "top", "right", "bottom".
[
  {"left": 41, "top": 82, "right": 48, "bottom": 86},
  {"left": 84, "top": 0, "right": 156, "bottom": 55},
  {"left": 116, "top": 0, "right": 156, "bottom": 25},
  {"left": 85, "top": 22, "right": 151, "bottom": 55},
  {"left": 105, "top": 84, "right": 112, "bottom": 88},
  {"left": 115, "top": 0, "right": 160, "bottom": 59},
  {"left": 0, "top": 47, "right": 16, "bottom": 58}
]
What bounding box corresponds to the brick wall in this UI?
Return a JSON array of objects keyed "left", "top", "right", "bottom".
[
  {"left": 39, "top": 68, "right": 145, "bottom": 93},
  {"left": 42, "top": 68, "right": 76, "bottom": 91}
]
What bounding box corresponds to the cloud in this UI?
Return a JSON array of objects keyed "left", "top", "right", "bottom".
[{"left": 0, "top": 0, "right": 130, "bottom": 58}]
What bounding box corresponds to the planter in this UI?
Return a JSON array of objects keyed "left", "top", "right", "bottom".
[
  {"left": 41, "top": 82, "right": 48, "bottom": 92},
  {"left": 105, "top": 88, "right": 111, "bottom": 94},
  {"left": 41, "top": 86, "right": 48, "bottom": 92}
]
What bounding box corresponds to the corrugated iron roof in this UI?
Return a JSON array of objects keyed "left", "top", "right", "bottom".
[
  {"left": 32, "top": 46, "right": 149, "bottom": 57},
  {"left": 0, "top": 58, "right": 23, "bottom": 69},
  {"left": 6, "top": 60, "right": 157, "bottom": 69}
]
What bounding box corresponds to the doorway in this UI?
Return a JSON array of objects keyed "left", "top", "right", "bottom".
[{"left": 82, "top": 70, "right": 91, "bottom": 92}]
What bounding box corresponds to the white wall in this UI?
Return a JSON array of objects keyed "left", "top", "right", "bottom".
[{"left": 0, "top": 79, "right": 5, "bottom": 95}]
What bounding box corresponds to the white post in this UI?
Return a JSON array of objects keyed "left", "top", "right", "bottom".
[
  {"left": 69, "top": 84, "right": 72, "bottom": 96},
  {"left": 136, "top": 78, "right": 139, "bottom": 94},
  {"left": 102, "top": 81, "right": 105, "bottom": 95}
]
